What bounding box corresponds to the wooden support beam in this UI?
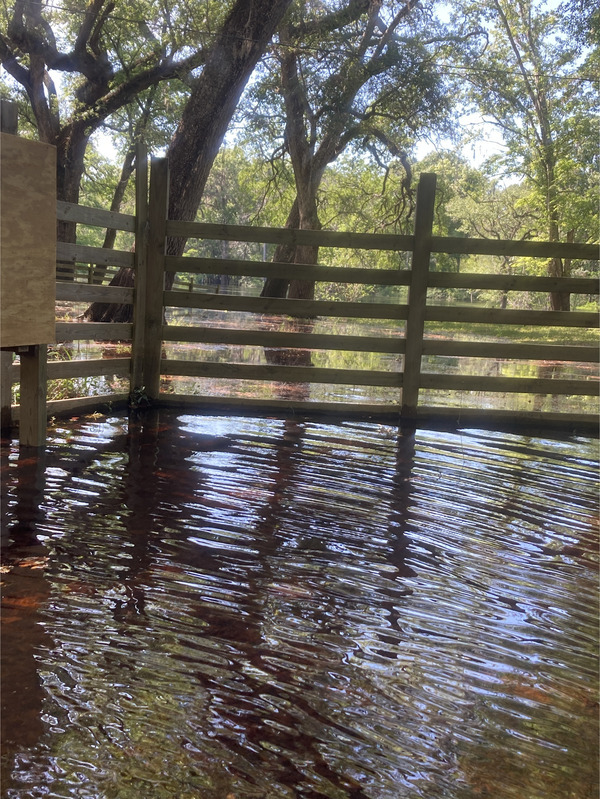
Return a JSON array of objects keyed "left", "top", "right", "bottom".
[
  {"left": 402, "top": 173, "right": 436, "bottom": 417},
  {"left": 131, "top": 143, "right": 149, "bottom": 393},
  {"left": 18, "top": 345, "right": 47, "bottom": 447},
  {"left": 144, "top": 157, "right": 169, "bottom": 400},
  {"left": 0, "top": 99, "right": 17, "bottom": 135},
  {"left": 1, "top": 351, "right": 13, "bottom": 430}
]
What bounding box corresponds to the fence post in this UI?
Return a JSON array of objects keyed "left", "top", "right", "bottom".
[
  {"left": 130, "top": 142, "right": 148, "bottom": 394},
  {"left": 1, "top": 100, "right": 17, "bottom": 431},
  {"left": 18, "top": 345, "right": 47, "bottom": 447},
  {"left": 143, "top": 157, "right": 169, "bottom": 401},
  {"left": 401, "top": 172, "right": 436, "bottom": 418}
]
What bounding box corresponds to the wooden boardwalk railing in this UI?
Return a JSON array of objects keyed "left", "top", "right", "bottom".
[{"left": 3, "top": 152, "right": 599, "bottom": 434}]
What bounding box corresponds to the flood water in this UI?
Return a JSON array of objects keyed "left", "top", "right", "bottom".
[{"left": 1, "top": 411, "right": 598, "bottom": 798}]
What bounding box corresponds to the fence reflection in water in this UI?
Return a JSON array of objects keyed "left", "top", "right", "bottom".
[{"left": 1, "top": 411, "right": 598, "bottom": 798}]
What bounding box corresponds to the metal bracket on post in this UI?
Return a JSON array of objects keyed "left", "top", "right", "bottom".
[{"left": 401, "top": 173, "right": 436, "bottom": 420}]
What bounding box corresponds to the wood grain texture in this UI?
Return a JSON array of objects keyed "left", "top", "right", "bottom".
[
  {"left": 55, "top": 322, "right": 133, "bottom": 341},
  {"left": 131, "top": 142, "right": 149, "bottom": 390},
  {"left": 1, "top": 134, "right": 56, "bottom": 347},
  {"left": 421, "top": 340, "right": 598, "bottom": 362},
  {"left": 402, "top": 173, "right": 436, "bottom": 415},
  {"left": 419, "top": 373, "right": 598, "bottom": 395},
  {"left": 162, "top": 325, "right": 405, "bottom": 353},
  {"left": 56, "top": 242, "right": 134, "bottom": 268},
  {"left": 55, "top": 283, "right": 134, "bottom": 303},
  {"left": 18, "top": 345, "right": 47, "bottom": 446},
  {"left": 56, "top": 200, "right": 135, "bottom": 232},
  {"left": 164, "top": 220, "right": 598, "bottom": 260},
  {"left": 164, "top": 255, "right": 411, "bottom": 285},
  {"left": 163, "top": 290, "right": 409, "bottom": 320},
  {"left": 144, "top": 157, "right": 169, "bottom": 398},
  {"left": 160, "top": 359, "right": 402, "bottom": 387}
]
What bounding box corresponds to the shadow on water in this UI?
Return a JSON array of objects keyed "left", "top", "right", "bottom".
[
  {"left": 1, "top": 411, "right": 598, "bottom": 798},
  {"left": 1, "top": 448, "right": 52, "bottom": 788}
]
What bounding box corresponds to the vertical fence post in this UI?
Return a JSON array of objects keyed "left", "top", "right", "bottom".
[
  {"left": 130, "top": 142, "right": 148, "bottom": 394},
  {"left": 143, "top": 157, "right": 169, "bottom": 401},
  {"left": 18, "top": 345, "right": 47, "bottom": 447},
  {"left": 1, "top": 100, "right": 17, "bottom": 431},
  {"left": 401, "top": 172, "right": 436, "bottom": 419}
]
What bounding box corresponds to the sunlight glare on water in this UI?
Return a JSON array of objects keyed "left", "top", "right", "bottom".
[{"left": 1, "top": 411, "right": 598, "bottom": 798}]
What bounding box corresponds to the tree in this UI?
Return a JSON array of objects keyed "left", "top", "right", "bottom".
[
  {"left": 0, "top": 0, "right": 224, "bottom": 244},
  {"left": 84, "top": 0, "right": 293, "bottom": 322},
  {"left": 449, "top": 0, "right": 599, "bottom": 310},
  {"left": 249, "top": 0, "right": 453, "bottom": 299}
]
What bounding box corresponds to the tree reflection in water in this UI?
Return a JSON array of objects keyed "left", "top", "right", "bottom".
[
  {"left": 1, "top": 448, "right": 52, "bottom": 789},
  {"left": 0, "top": 412, "right": 597, "bottom": 798},
  {"left": 263, "top": 315, "right": 315, "bottom": 403}
]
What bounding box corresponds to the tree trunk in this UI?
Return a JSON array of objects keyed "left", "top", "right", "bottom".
[
  {"left": 260, "top": 199, "right": 300, "bottom": 298},
  {"left": 91, "top": 146, "right": 137, "bottom": 285},
  {"left": 84, "top": 0, "right": 292, "bottom": 323},
  {"left": 56, "top": 120, "right": 93, "bottom": 280},
  {"left": 92, "top": 92, "right": 158, "bottom": 285}
]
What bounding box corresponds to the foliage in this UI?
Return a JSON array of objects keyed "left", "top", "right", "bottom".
[{"left": 447, "top": 0, "right": 598, "bottom": 308}]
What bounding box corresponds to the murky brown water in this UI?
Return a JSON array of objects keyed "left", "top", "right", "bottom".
[{"left": 1, "top": 411, "right": 598, "bottom": 798}]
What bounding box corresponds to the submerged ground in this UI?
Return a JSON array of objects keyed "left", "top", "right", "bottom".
[{"left": 1, "top": 411, "right": 598, "bottom": 798}]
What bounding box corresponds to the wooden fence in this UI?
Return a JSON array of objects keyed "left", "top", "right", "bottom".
[{"left": 3, "top": 150, "right": 599, "bottom": 437}]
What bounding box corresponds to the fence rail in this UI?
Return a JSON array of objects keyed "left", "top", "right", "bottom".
[{"left": 3, "top": 151, "right": 599, "bottom": 441}]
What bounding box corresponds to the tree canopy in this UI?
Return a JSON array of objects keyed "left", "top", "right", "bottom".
[{"left": 1, "top": 0, "right": 597, "bottom": 313}]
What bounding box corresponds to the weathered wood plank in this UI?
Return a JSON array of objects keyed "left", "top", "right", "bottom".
[
  {"left": 428, "top": 272, "right": 599, "bottom": 294},
  {"left": 0, "top": 99, "right": 18, "bottom": 134},
  {"left": 419, "top": 373, "right": 599, "bottom": 395},
  {"left": 55, "top": 322, "right": 133, "bottom": 341},
  {"left": 421, "top": 340, "right": 599, "bottom": 362},
  {"left": 19, "top": 345, "right": 47, "bottom": 446},
  {"left": 165, "top": 219, "right": 597, "bottom": 261},
  {"left": 1, "top": 350, "right": 12, "bottom": 429},
  {"left": 425, "top": 306, "right": 599, "bottom": 328},
  {"left": 163, "top": 291, "right": 409, "bottom": 320},
  {"left": 1, "top": 133, "right": 56, "bottom": 347},
  {"left": 159, "top": 393, "right": 402, "bottom": 418},
  {"left": 166, "top": 219, "right": 415, "bottom": 252},
  {"left": 162, "top": 325, "right": 405, "bottom": 353},
  {"left": 10, "top": 394, "right": 129, "bottom": 420},
  {"left": 46, "top": 393, "right": 129, "bottom": 416},
  {"left": 431, "top": 235, "right": 599, "bottom": 260},
  {"left": 56, "top": 200, "right": 136, "bottom": 232},
  {"left": 47, "top": 358, "right": 130, "bottom": 379},
  {"left": 160, "top": 359, "right": 402, "bottom": 387},
  {"left": 144, "top": 157, "right": 169, "bottom": 399},
  {"left": 57, "top": 242, "right": 134, "bottom": 268},
  {"left": 131, "top": 142, "right": 149, "bottom": 390},
  {"left": 402, "top": 173, "right": 436, "bottom": 416},
  {"left": 55, "top": 283, "right": 134, "bottom": 304},
  {"left": 164, "top": 255, "right": 411, "bottom": 285}
]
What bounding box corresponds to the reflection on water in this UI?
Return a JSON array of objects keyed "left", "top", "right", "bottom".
[
  {"left": 1, "top": 412, "right": 598, "bottom": 798},
  {"left": 47, "top": 306, "right": 598, "bottom": 414}
]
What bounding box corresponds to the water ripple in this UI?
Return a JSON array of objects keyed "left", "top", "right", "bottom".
[{"left": 1, "top": 412, "right": 597, "bottom": 798}]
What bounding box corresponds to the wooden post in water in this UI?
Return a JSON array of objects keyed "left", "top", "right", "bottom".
[
  {"left": 0, "top": 100, "right": 17, "bottom": 431},
  {"left": 130, "top": 143, "right": 149, "bottom": 394},
  {"left": 401, "top": 173, "right": 436, "bottom": 419},
  {"left": 143, "top": 157, "right": 169, "bottom": 401},
  {"left": 1, "top": 100, "right": 55, "bottom": 446},
  {"left": 18, "top": 345, "right": 48, "bottom": 446}
]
